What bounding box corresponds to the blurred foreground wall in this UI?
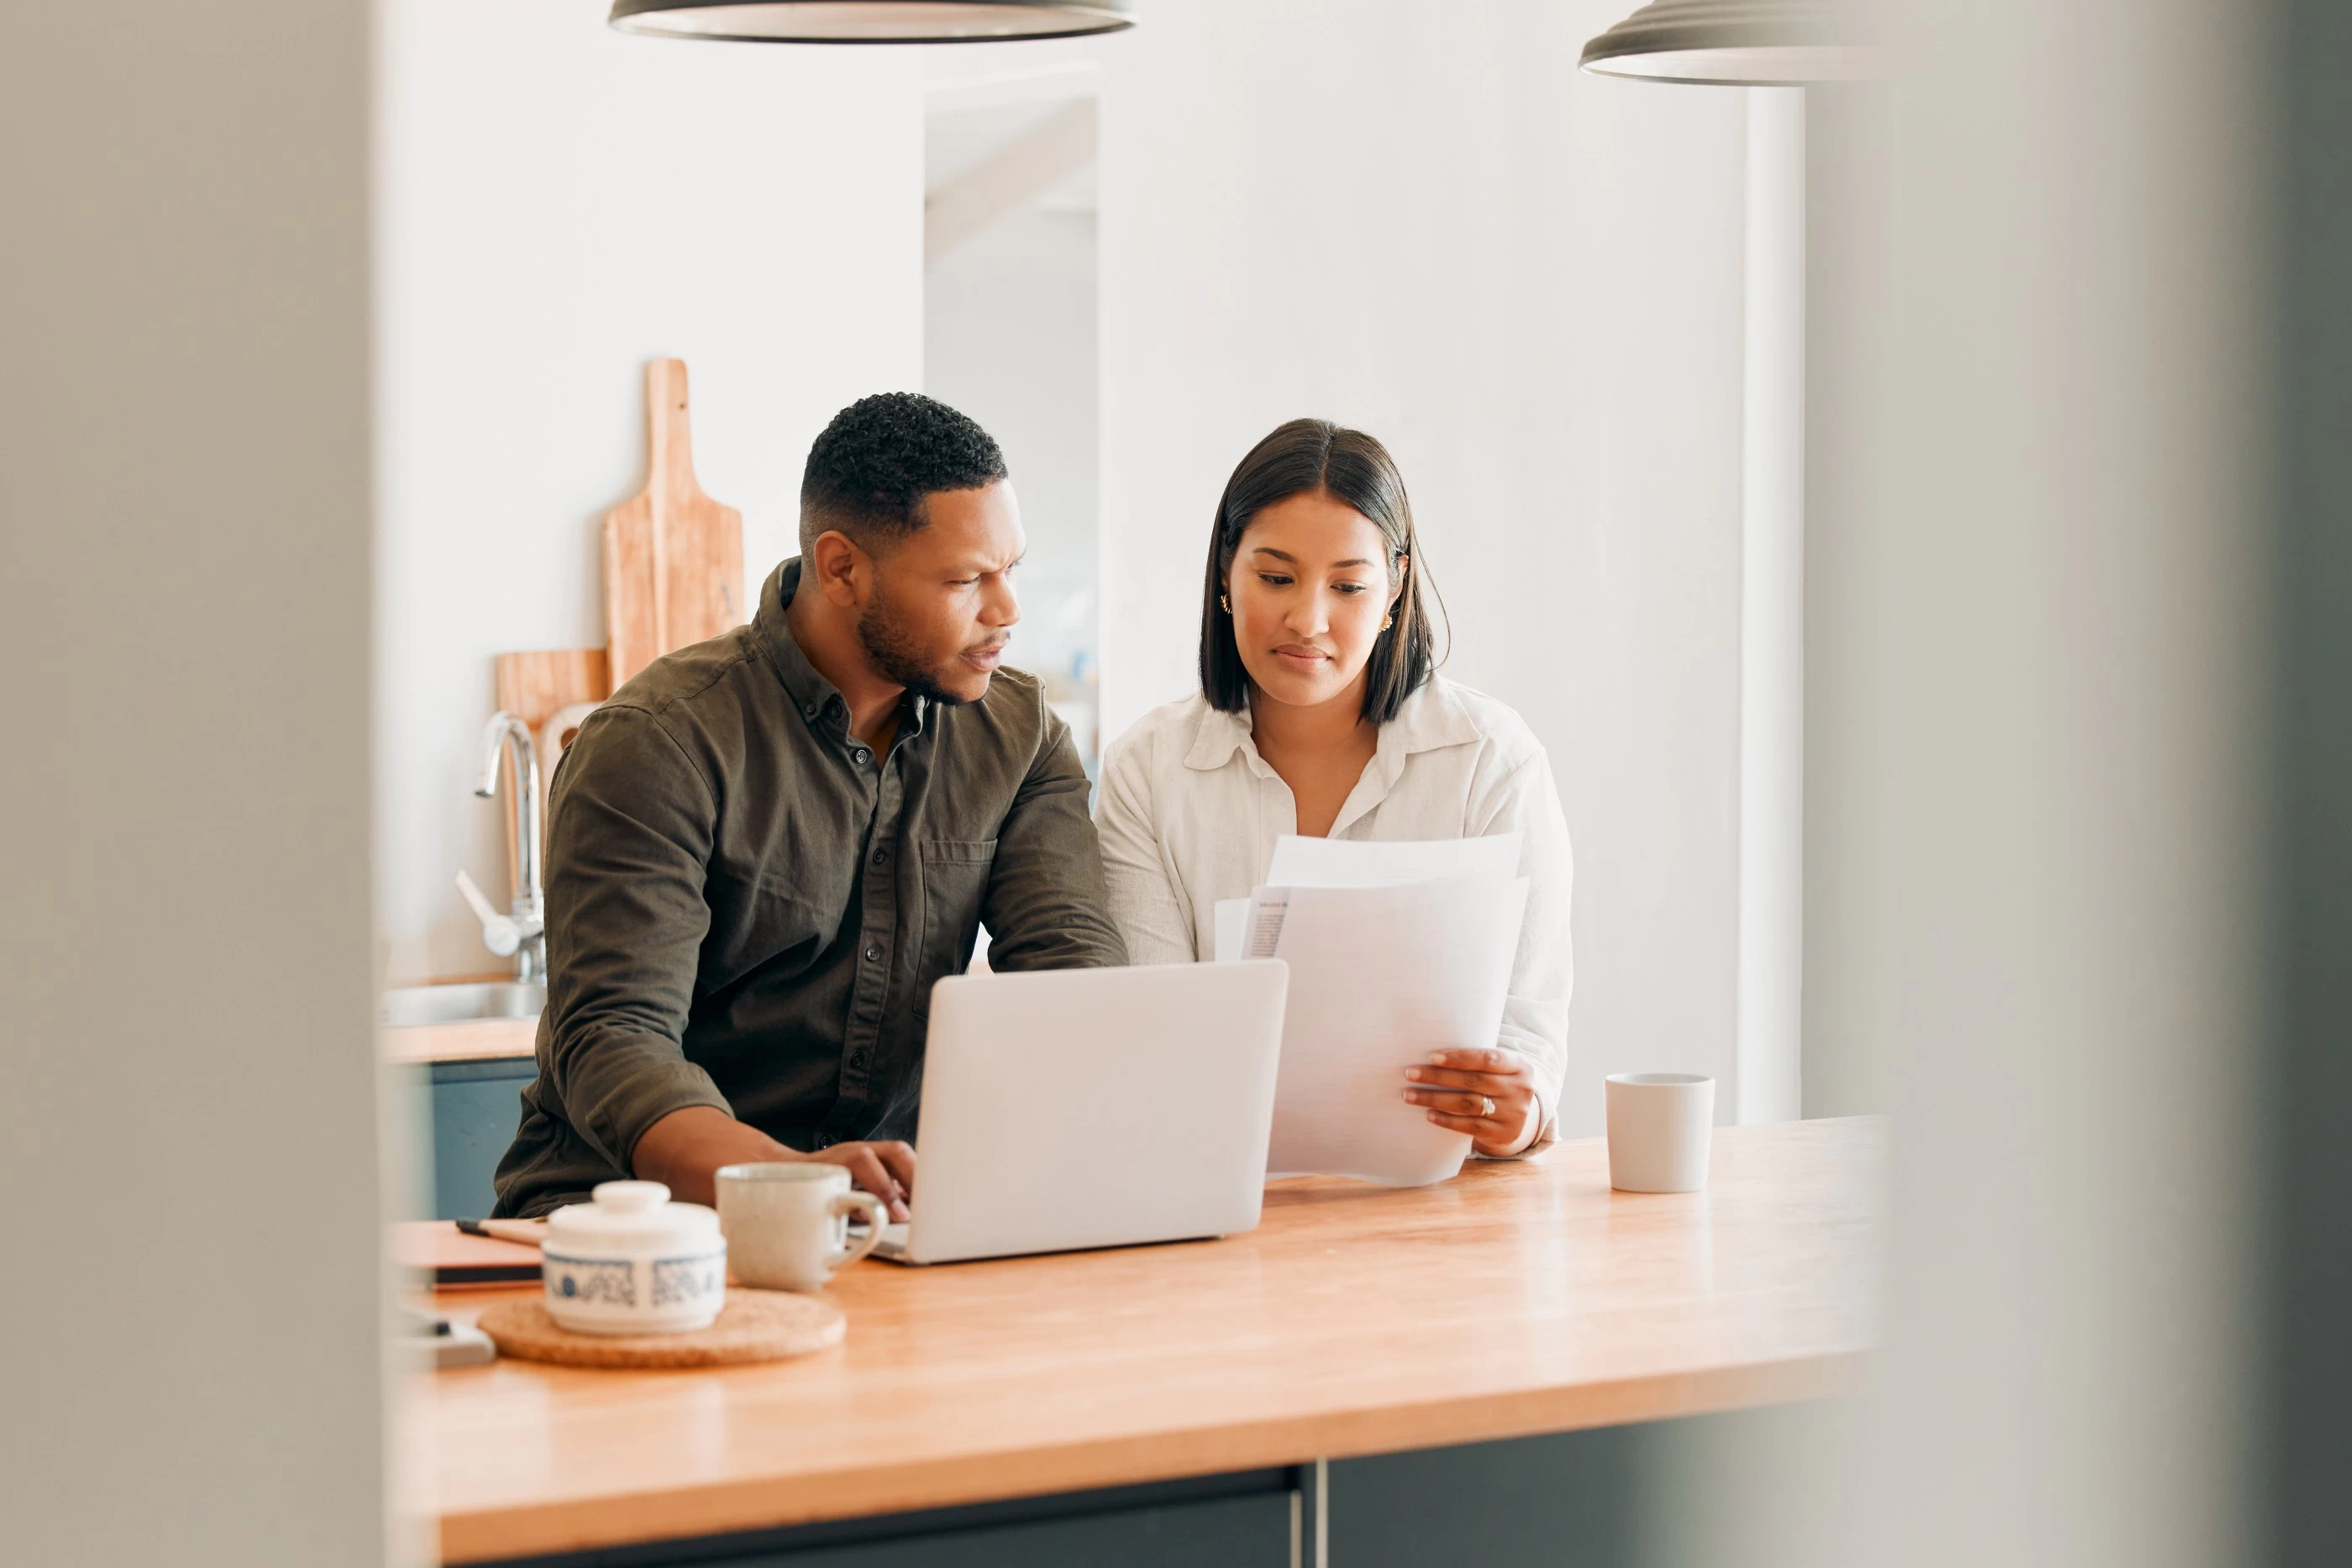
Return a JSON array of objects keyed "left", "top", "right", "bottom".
[
  {"left": 0, "top": 3, "right": 387, "bottom": 1565},
  {"left": 1679, "top": 0, "right": 2352, "bottom": 1562}
]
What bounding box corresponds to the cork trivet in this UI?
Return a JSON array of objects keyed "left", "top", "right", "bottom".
[{"left": 476, "top": 1290, "right": 844, "bottom": 1369}]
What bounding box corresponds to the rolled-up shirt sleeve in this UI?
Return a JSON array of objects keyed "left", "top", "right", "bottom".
[
  {"left": 1473, "top": 747, "right": 1574, "bottom": 1157},
  {"left": 538, "top": 705, "right": 732, "bottom": 1170},
  {"left": 978, "top": 697, "right": 1129, "bottom": 973}
]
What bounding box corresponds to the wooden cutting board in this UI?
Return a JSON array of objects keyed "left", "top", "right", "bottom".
[
  {"left": 602, "top": 359, "right": 747, "bottom": 690},
  {"left": 491, "top": 648, "right": 610, "bottom": 889},
  {"left": 494, "top": 648, "right": 610, "bottom": 735}
]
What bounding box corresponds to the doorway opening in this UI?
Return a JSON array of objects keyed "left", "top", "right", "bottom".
[{"left": 924, "top": 62, "right": 1103, "bottom": 771}]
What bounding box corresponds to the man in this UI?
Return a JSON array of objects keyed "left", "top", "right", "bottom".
[{"left": 492, "top": 393, "right": 1126, "bottom": 1219}]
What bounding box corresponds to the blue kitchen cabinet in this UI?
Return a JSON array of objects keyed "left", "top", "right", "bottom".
[{"left": 419, "top": 1057, "right": 536, "bottom": 1219}]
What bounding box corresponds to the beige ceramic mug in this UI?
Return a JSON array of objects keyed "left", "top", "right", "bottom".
[{"left": 715, "top": 1162, "right": 889, "bottom": 1292}]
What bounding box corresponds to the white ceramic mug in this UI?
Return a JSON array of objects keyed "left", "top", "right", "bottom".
[
  {"left": 716, "top": 1162, "right": 890, "bottom": 1292},
  {"left": 1604, "top": 1072, "right": 1716, "bottom": 1193}
]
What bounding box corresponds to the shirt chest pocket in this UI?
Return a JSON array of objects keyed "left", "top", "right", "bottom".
[{"left": 916, "top": 838, "right": 998, "bottom": 983}]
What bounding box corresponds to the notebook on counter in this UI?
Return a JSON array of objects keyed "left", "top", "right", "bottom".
[{"left": 389, "top": 1219, "right": 543, "bottom": 1289}]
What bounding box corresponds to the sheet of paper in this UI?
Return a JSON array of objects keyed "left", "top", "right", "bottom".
[
  {"left": 1264, "top": 831, "right": 1521, "bottom": 889},
  {"left": 1215, "top": 889, "right": 1295, "bottom": 961},
  {"left": 1263, "top": 875, "right": 1530, "bottom": 1186},
  {"left": 1243, "top": 887, "right": 1291, "bottom": 958},
  {"left": 1213, "top": 897, "right": 1248, "bottom": 963}
]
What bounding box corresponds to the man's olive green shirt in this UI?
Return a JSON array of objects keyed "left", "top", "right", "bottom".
[{"left": 491, "top": 561, "right": 1126, "bottom": 1218}]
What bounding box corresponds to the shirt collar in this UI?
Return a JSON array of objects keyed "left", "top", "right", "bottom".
[
  {"left": 1183, "top": 702, "right": 1259, "bottom": 772},
  {"left": 1181, "top": 677, "right": 1483, "bottom": 774},
  {"left": 753, "top": 559, "right": 931, "bottom": 741}
]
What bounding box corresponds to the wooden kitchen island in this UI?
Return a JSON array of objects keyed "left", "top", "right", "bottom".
[{"left": 418, "top": 1117, "right": 1882, "bottom": 1566}]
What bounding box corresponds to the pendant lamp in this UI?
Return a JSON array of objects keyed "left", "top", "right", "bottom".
[
  {"left": 1579, "top": 1, "right": 1882, "bottom": 85},
  {"left": 609, "top": 0, "right": 1136, "bottom": 42}
]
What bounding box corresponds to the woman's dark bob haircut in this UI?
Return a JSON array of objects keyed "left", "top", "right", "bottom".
[{"left": 1199, "top": 417, "right": 1443, "bottom": 724}]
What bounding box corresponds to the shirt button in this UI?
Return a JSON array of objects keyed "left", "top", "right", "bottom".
[
  {"left": 871, "top": 847, "right": 889, "bottom": 866},
  {"left": 853, "top": 747, "right": 871, "bottom": 765},
  {"left": 864, "top": 943, "right": 882, "bottom": 962},
  {"left": 850, "top": 1049, "right": 869, "bottom": 1070},
  {"left": 813, "top": 1132, "right": 834, "bottom": 1150},
  {"left": 802, "top": 702, "right": 817, "bottom": 719}
]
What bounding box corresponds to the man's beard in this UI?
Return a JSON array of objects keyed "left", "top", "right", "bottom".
[{"left": 857, "top": 588, "right": 976, "bottom": 707}]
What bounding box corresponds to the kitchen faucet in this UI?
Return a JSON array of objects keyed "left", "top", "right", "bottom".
[{"left": 458, "top": 711, "right": 546, "bottom": 985}]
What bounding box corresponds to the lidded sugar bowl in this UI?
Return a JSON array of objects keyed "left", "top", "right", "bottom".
[{"left": 541, "top": 1180, "right": 726, "bottom": 1335}]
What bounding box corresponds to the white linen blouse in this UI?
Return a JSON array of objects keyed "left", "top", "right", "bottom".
[{"left": 1092, "top": 675, "right": 1573, "bottom": 1153}]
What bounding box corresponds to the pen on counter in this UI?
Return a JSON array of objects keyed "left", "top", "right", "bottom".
[{"left": 454, "top": 1217, "right": 549, "bottom": 1247}]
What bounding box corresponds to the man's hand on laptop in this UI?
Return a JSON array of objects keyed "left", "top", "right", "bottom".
[
  {"left": 809, "top": 1140, "right": 916, "bottom": 1223},
  {"left": 633, "top": 1106, "right": 916, "bottom": 1220}
]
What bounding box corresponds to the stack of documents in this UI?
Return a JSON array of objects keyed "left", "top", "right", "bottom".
[{"left": 1215, "top": 835, "right": 1529, "bottom": 1186}]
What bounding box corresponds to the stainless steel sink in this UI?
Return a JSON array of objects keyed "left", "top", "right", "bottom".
[{"left": 380, "top": 982, "right": 545, "bottom": 1028}]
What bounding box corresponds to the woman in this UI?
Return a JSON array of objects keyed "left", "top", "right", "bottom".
[{"left": 1095, "top": 419, "right": 1571, "bottom": 1159}]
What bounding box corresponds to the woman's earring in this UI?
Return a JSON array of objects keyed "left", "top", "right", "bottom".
[
  {"left": 1381, "top": 611, "right": 1395, "bottom": 632},
  {"left": 1220, "top": 594, "right": 1231, "bottom": 615}
]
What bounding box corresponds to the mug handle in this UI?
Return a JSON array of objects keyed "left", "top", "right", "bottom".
[{"left": 828, "top": 1191, "right": 889, "bottom": 1268}]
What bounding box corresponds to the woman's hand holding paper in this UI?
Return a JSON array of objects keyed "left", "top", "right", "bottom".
[{"left": 1404, "top": 1048, "right": 1539, "bottom": 1157}]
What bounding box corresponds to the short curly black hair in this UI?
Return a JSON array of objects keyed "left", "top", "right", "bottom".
[{"left": 799, "top": 392, "right": 1008, "bottom": 558}]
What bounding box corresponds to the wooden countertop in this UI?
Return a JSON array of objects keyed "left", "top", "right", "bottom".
[
  {"left": 381, "top": 1016, "right": 537, "bottom": 1067},
  {"left": 419, "top": 1117, "right": 1882, "bottom": 1564}
]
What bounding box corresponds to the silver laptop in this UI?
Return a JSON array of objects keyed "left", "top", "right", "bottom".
[{"left": 873, "top": 960, "right": 1289, "bottom": 1266}]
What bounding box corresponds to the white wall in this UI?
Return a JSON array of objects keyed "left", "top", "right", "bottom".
[
  {"left": 2, "top": 3, "right": 387, "bottom": 1563},
  {"left": 379, "top": 3, "right": 1755, "bottom": 1123},
  {"left": 1089, "top": 3, "right": 1751, "bottom": 1134},
  {"left": 375, "top": 2, "right": 925, "bottom": 982}
]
